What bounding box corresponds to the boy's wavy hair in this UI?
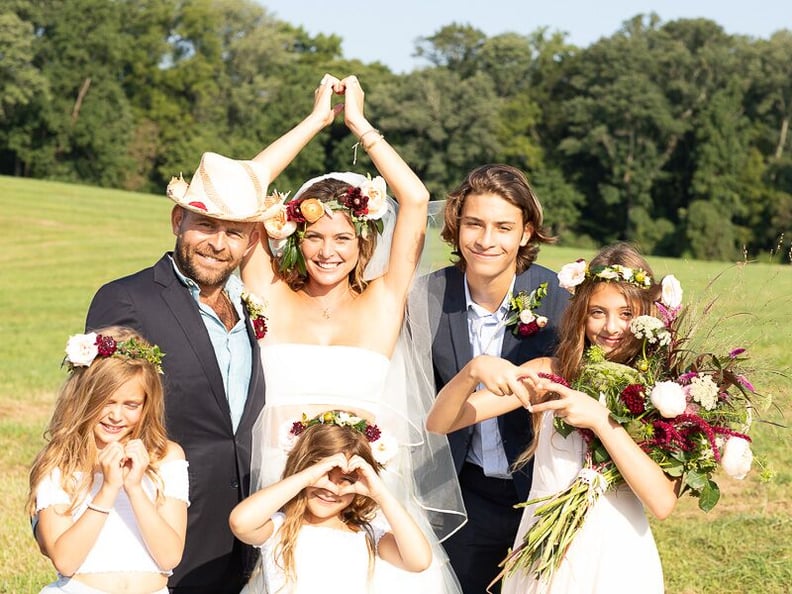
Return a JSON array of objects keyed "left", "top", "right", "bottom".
[{"left": 441, "top": 164, "right": 555, "bottom": 274}]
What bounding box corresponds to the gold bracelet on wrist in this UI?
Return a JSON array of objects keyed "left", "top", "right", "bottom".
[
  {"left": 358, "top": 128, "right": 380, "bottom": 144},
  {"left": 363, "top": 132, "right": 384, "bottom": 152},
  {"left": 351, "top": 128, "right": 384, "bottom": 164}
]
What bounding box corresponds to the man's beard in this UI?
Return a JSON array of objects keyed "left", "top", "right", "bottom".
[{"left": 174, "top": 238, "right": 237, "bottom": 288}]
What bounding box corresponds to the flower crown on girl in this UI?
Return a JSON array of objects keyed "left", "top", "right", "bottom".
[
  {"left": 64, "top": 332, "right": 164, "bottom": 373},
  {"left": 279, "top": 410, "right": 398, "bottom": 466},
  {"left": 557, "top": 259, "right": 654, "bottom": 292},
  {"left": 262, "top": 172, "right": 391, "bottom": 276}
]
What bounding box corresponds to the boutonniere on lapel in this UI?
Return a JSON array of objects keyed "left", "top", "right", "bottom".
[
  {"left": 241, "top": 291, "right": 268, "bottom": 339},
  {"left": 505, "top": 282, "right": 549, "bottom": 338}
]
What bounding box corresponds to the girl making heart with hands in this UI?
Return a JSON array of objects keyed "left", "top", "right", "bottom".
[
  {"left": 28, "top": 327, "right": 188, "bottom": 594},
  {"left": 230, "top": 411, "right": 432, "bottom": 594}
]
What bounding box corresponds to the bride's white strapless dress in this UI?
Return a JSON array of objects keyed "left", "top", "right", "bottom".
[
  {"left": 248, "top": 343, "right": 463, "bottom": 594},
  {"left": 502, "top": 412, "right": 664, "bottom": 594}
]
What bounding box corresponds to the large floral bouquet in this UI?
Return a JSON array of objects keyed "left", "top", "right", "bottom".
[{"left": 501, "top": 274, "right": 765, "bottom": 585}]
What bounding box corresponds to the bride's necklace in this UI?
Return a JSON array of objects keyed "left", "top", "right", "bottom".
[{"left": 303, "top": 286, "right": 352, "bottom": 320}]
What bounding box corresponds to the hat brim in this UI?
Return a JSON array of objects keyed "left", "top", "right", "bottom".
[{"left": 166, "top": 175, "right": 271, "bottom": 223}]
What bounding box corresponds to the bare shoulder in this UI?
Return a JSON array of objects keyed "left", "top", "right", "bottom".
[{"left": 162, "top": 440, "right": 186, "bottom": 462}]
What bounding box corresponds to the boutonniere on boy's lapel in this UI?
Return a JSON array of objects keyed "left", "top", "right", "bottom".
[{"left": 504, "top": 282, "right": 548, "bottom": 338}]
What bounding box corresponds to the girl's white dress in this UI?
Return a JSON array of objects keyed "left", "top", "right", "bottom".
[
  {"left": 256, "top": 512, "right": 387, "bottom": 594},
  {"left": 502, "top": 412, "right": 664, "bottom": 594},
  {"left": 247, "top": 343, "right": 464, "bottom": 594}
]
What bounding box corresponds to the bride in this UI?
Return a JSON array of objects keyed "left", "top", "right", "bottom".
[{"left": 240, "top": 74, "right": 465, "bottom": 593}]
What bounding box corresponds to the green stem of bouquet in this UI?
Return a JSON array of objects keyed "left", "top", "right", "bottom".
[{"left": 503, "top": 463, "right": 624, "bottom": 586}]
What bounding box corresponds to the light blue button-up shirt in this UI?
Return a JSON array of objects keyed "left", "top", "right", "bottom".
[
  {"left": 464, "top": 275, "right": 516, "bottom": 479},
  {"left": 171, "top": 258, "right": 252, "bottom": 433}
]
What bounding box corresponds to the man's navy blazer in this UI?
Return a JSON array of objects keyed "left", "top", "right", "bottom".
[{"left": 86, "top": 253, "right": 265, "bottom": 590}]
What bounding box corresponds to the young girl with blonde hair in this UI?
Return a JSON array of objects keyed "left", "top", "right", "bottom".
[
  {"left": 230, "top": 411, "right": 432, "bottom": 593},
  {"left": 28, "top": 326, "right": 188, "bottom": 594}
]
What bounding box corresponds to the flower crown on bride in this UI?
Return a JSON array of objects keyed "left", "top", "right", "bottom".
[
  {"left": 279, "top": 410, "right": 398, "bottom": 466},
  {"left": 262, "top": 173, "right": 390, "bottom": 276}
]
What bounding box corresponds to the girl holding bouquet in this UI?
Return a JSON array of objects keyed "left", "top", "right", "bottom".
[
  {"left": 427, "top": 243, "right": 677, "bottom": 593},
  {"left": 229, "top": 412, "right": 432, "bottom": 593}
]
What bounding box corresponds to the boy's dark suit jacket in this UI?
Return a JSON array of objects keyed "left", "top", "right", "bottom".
[
  {"left": 86, "top": 253, "right": 265, "bottom": 594},
  {"left": 424, "top": 263, "right": 569, "bottom": 500}
]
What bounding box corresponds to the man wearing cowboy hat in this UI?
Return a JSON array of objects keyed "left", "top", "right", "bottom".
[{"left": 85, "top": 151, "right": 278, "bottom": 593}]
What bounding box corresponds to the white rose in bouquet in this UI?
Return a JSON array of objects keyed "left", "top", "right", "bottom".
[
  {"left": 721, "top": 436, "right": 753, "bottom": 479},
  {"left": 661, "top": 275, "right": 683, "bottom": 309},
  {"left": 649, "top": 381, "right": 687, "bottom": 418}
]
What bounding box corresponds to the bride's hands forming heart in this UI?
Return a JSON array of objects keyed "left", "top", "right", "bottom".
[
  {"left": 337, "top": 75, "right": 366, "bottom": 131},
  {"left": 312, "top": 73, "right": 344, "bottom": 127}
]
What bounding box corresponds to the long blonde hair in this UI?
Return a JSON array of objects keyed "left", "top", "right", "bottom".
[
  {"left": 514, "top": 243, "right": 661, "bottom": 468},
  {"left": 276, "top": 423, "right": 381, "bottom": 588},
  {"left": 27, "top": 326, "right": 169, "bottom": 517}
]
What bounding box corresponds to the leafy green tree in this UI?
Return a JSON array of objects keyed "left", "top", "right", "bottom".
[
  {"left": 0, "top": 11, "right": 48, "bottom": 123},
  {"left": 529, "top": 167, "right": 585, "bottom": 243},
  {"left": 414, "top": 23, "right": 486, "bottom": 78},
  {"left": 682, "top": 200, "right": 739, "bottom": 260},
  {"left": 557, "top": 15, "right": 687, "bottom": 247},
  {"left": 373, "top": 67, "right": 500, "bottom": 199},
  {"left": 9, "top": 0, "right": 137, "bottom": 185},
  {"left": 0, "top": 9, "right": 49, "bottom": 175}
]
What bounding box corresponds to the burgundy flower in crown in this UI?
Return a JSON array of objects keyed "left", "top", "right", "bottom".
[
  {"left": 340, "top": 186, "right": 369, "bottom": 218},
  {"left": 95, "top": 335, "right": 118, "bottom": 358},
  {"left": 285, "top": 199, "right": 307, "bottom": 224}
]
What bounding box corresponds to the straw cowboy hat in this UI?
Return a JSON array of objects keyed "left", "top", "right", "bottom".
[{"left": 166, "top": 152, "right": 279, "bottom": 222}]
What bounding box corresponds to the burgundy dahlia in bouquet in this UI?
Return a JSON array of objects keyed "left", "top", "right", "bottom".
[{"left": 502, "top": 274, "right": 767, "bottom": 583}]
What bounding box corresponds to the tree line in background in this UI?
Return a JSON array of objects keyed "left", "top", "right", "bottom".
[{"left": 2, "top": 0, "right": 791, "bottom": 260}]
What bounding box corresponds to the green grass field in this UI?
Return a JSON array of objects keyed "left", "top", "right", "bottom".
[{"left": 1, "top": 175, "right": 790, "bottom": 593}]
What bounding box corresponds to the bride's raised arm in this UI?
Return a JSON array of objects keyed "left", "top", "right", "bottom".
[
  {"left": 340, "top": 75, "right": 430, "bottom": 304},
  {"left": 242, "top": 74, "right": 343, "bottom": 297}
]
